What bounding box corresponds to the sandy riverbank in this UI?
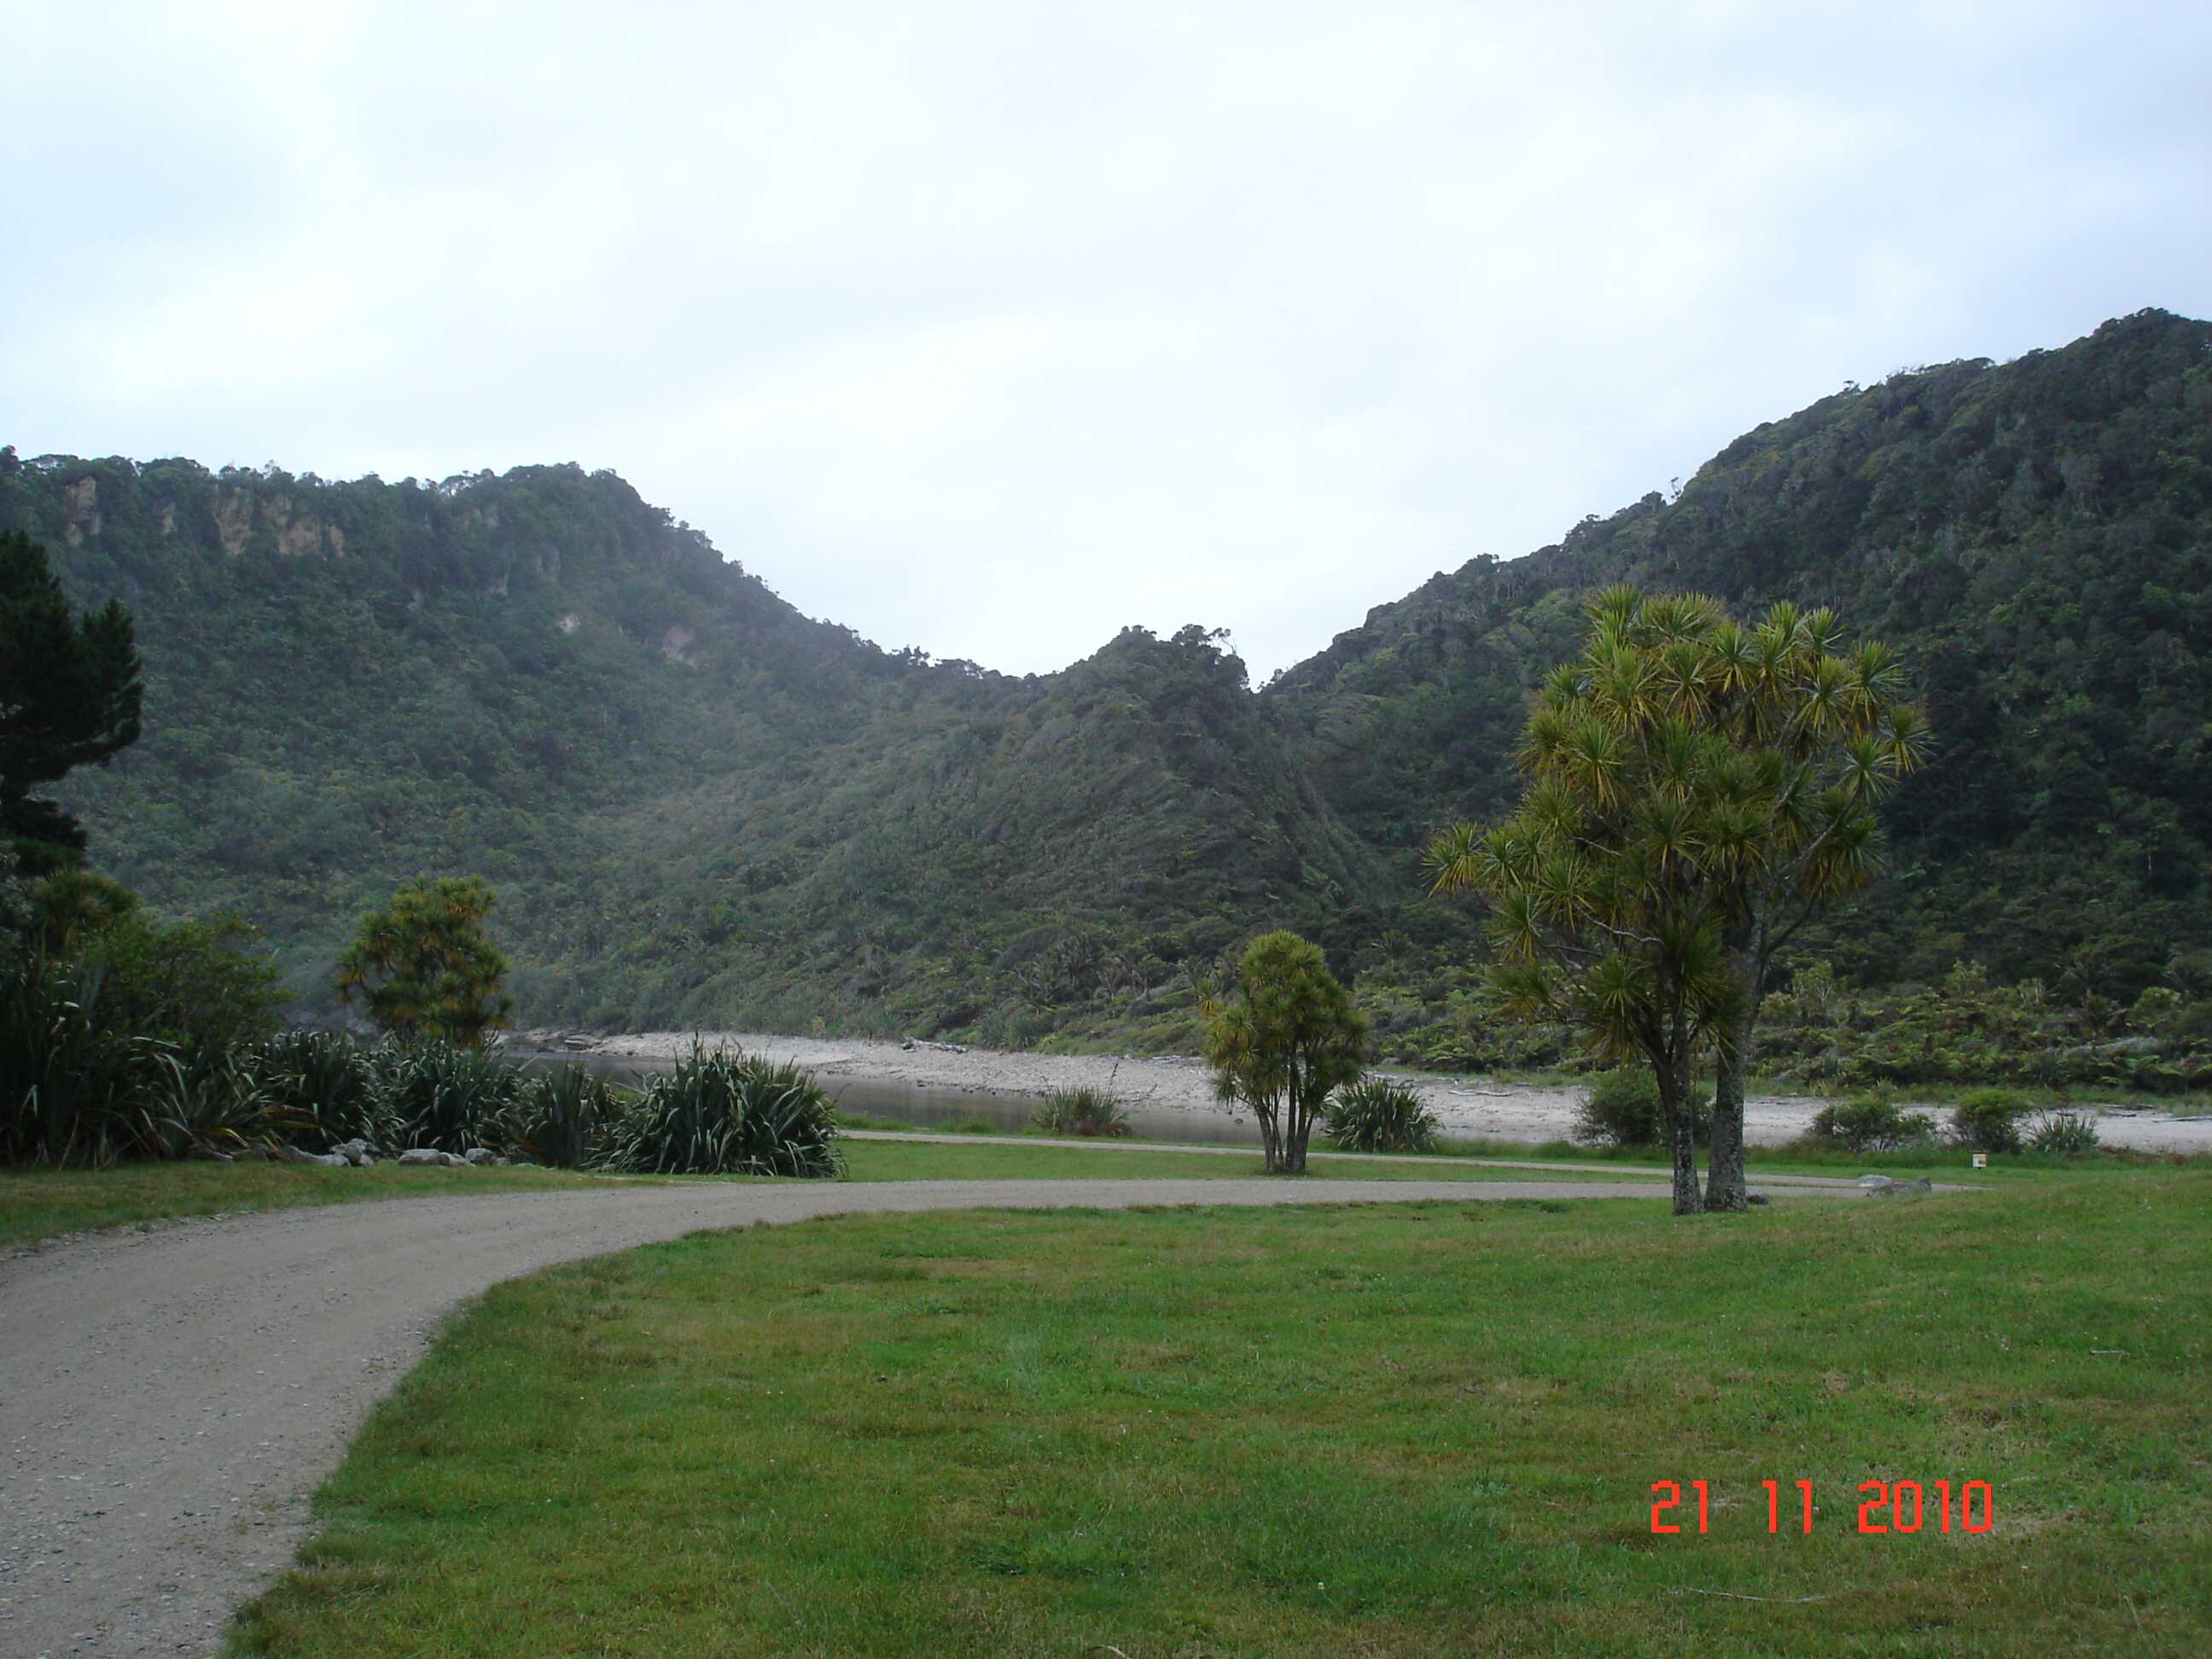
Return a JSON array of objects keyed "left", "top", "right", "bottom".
[{"left": 527, "top": 1028, "right": 2212, "bottom": 1154}]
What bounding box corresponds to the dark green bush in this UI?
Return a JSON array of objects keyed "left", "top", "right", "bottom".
[
  {"left": 1950, "top": 1087, "right": 2029, "bottom": 1154},
  {"left": 2024, "top": 1109, "right": 2101, "bottom": 1157},
  {"left": 602, "top": 1048, "right": 841, "bottom": 1177},
  {"left": 1574, "top": 1068, "right": 1708, "bottom": 1148},
  {"left": 255, "top": 1029, "right": 392, "bottom": 1150},
  {"left": 1807, "top": 1094, "right": 1936, "bottom": 1153},
  {"left": 505, "top": 1065, "right": 614, "bottom": 1168},
  {"left": 1321, "top": 1076, "right": 1439, "bottom": 1153},
  {"left": 1032, "top": 1086, "right": 1132, "bottom": 1138},
  {"left": 71, "top": 911, "right": 282, "bottom": 1058},
  {"left": 381, "top": 1040, "right": 529, "bottom": 1153},
  {"left": 133, "top": 1043, "right": 289, "bottom": 1161},
  {"left": 0, "top": 960, "right": 165, "bottom": 1164}
]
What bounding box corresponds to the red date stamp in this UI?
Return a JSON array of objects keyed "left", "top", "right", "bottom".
[{"left": 1650, "top": 1479, "right": 1993, "bottom": 1534}]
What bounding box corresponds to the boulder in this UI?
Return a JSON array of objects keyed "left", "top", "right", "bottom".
[
  {"left": 279, "top": 1145, "right": 349, "bottom": 1168},
  {"left": 463, "top": 1148, "right": 501, "bottom": 1167},
  {"left": 397, "top": 1148, "right": 449, "bottom": 1167}
]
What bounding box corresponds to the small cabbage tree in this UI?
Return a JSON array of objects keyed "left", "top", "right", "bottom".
[
  {"left": 1203, "top": 930, "right": 1367, "bottom": 1174},
  {"left": 335, "top": 876, "right": 513, "bottom": 1046}
]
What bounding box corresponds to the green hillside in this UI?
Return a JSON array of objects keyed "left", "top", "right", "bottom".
[
  {"left": 1270, "top": 307, "right": 2212, "bottom": 999},
  {"left": 5, "top": 308, "right": 2207, "bottom": 1053},
  {"left": 0, "top": 457, "right": 1374, "bottom": 1039}
]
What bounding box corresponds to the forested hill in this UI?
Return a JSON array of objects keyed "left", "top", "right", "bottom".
[
  {"left": 1267, "top": 307, "right": 2212, "bottom": 998},
  {"left": 4, "top": 306, "right": 2207, "bottom": 1042},
  {"left": 0, "top": 457, "right": 1376, "bottom": 1036}
]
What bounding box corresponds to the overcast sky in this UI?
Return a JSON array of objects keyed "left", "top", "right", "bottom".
[{"left": 3, "top": 2, "right": 2207, "bottom": 679}]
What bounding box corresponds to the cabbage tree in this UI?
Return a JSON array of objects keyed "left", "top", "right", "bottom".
[
  {"left": 1425, "top": 588, "right": 1930, "bottom": 1213},
  {"left": 1202, "top": 930, "right": 1367, "bottom": 1174}
]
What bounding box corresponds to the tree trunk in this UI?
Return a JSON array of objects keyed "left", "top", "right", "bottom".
[
  {"left": 1658, "top": 1041, "right": 1703, "bottom": 1215},
  {"left": 1278, "top": 1061, "right": 1309, "bottom": 1175},
  {"left": 1703, "top": 1013, "right": 1751, "bottom": 1213},
  {"left": 1704, "top": 922, "right": 1765, "bottom": 1214},
  {"left": 1255, "top": 1103, "right": 1284, "bottom": 1173}
]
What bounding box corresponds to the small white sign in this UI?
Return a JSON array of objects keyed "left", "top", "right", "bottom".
[{"left": 1971, "top": 1153, "right": 1988, "bottom": 1169}]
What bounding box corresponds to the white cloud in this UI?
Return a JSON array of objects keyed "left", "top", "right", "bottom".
[{"left": 3, "top": 0, "right": 2207, "bottom": 676}]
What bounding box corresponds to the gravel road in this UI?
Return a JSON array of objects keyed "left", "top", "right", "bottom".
[{"left": 1, "top": 1175, "right": 1856, "bottom": 1656}]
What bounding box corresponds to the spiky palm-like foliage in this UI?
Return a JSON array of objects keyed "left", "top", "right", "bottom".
[
  {"left": 1202, "top": 931, "right": 1367, "bottom": 1174},
  {"left": 0, "top": 959, "right": 154, "bottom": 1164},
  {"left": 335, "top": 876, "right": 514, "bottom": 1047},
  {"left": 1425, "top": 587, "right": 1930, "bottom": 1213},
  {"left": 381, "top": 1039, "right": 529, "bottom": 1153},
  {"left": 1031, "top": 1086, "right": 1133, "bottom": 1138},
  {"left": 256, "top": 1029, "right": 393, "bottom": 1151},
  {"left": 601, "top": 1047, "right": 841, "bottom": 1178},
  {"left": 505, "top": 1064, "right": 615, "bottom": 1168},
  {"left": 1321, "top": 1076, "right": 1439, "bottom": 1154}
]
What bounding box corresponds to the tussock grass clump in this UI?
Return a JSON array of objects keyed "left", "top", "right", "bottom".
[
  {"left": 1031, "top": 1086, "right": 1132, "bottom": 1138},
  {"left": 1321, "top": 1076, "right": 1439, "bottom": 1153},
  {"left": 602, "top": 1047, "right": 841, "bottom": 1177},
  {"left": 2025, "top": 1109, "right": 2101, "bottom": 1156},
  {"left": 255, "top": 1029, "right": 391, "bottom": 1150},
  {"left": 0, "top": 960, "right": 153, "bottom": 1165},
  {"left": 503, "top": 1065, "right": 614, "bottom": 1169},
  {"left": 381, "top": 1041, "right": 528, "bottom": 1154},
  {"left": 1807, "top": 1092, "right": 1936, "bottom": 1153}
]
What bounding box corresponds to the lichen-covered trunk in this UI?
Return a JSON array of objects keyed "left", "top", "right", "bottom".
[
  {"left": 1657, "top": 1039, "right": 1703, "bottom": 1215},
  {"left": 1704, "top": 923, "right": 1763, "bottom": 1214},
  {"left": 1703, "top": 1013, "right": 1752, "bottom": 1213}
]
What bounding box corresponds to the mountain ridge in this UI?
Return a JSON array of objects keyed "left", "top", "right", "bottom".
[{"left": 5, "top": 306, "right": 2206, "bottom": 1044}]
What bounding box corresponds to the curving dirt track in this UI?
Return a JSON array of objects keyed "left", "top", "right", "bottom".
[{"left": 1, "top": 1176, "right": 1857, "bottom": 1656}]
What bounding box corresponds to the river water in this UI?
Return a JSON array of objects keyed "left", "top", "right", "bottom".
[{"left": 513, "top": 1051, "right": 1267, "bottom": 1147}]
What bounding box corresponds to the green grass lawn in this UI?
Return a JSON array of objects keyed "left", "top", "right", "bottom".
[
  {"left": 0, "top": 1160, "right": 644, "bottom": 1247},
  {"left": 9, "top": 1132, "right": 2173, "bottom": 1249},
  {"left": 835, "top": 1138, "right": 1664, "bottom": 1185},
  {"left": 0, "top": 1140, "right": 1675, "bottom": 1248},
  {"left": 231, "top": 1173, "right": 2210, "bottom": 1656}
]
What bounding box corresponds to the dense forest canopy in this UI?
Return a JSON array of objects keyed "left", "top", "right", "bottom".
[{"left": 3, "top": 307, "right": 2205, "bottom": 1049}]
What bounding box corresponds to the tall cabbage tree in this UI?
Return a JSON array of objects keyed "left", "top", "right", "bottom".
[{"left": 1424, "top": 588, "right": 1930, "bottom": 1213}]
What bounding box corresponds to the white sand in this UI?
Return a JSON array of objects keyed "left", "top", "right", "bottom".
[{"left": 562, "top": 1028, "right": 2212, "bottom": 1154}]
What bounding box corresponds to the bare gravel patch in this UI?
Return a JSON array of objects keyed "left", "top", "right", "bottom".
[{"left": 581, "top": 1028, "right": 2212, "bottom": 1153}]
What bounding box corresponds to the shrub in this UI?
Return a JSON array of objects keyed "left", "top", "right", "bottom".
[
  {"left": 0, "top": 959, "right": 167, "bottom": 1165},
  {"left": 1321, "top": 1076, "right": 1439, "bottom": 1153},
  {"left": 381, "top": 1040, "right": 529, "bottom": 1153},
  {"left": 1807, "top": 1093, "right": 1936, "bottom": 1153},
  {"left": 1950, "top": 1087, "right": 2029, "bottom": 1154},
  {"left": 133, "top": 1043, "right": 288, "bottom": 1161},
  {"left": 602, "top": 1047, "right": 841, "bottom": 1177},
  {"left": 1032, "top": 1086, "right": 1132, "bottom": 1138},
  {"left": 1574, "top": 1068, "right": 1708, "bottom": 1148},
  {"left": 505, "top": 1065, "right": 614, "bottom": 1168},
  {"left": 2024, "top": 1109, "right": 2101, "bottom": 1157},
  {"left": 72, "top": 910, "right": 282, "bottom": 1058},
  {"left": 254, "top": 1029, "right": 392, "bottom": 1150}
]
